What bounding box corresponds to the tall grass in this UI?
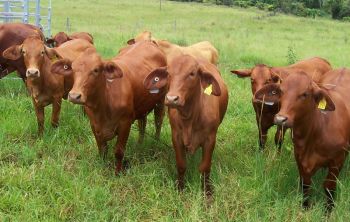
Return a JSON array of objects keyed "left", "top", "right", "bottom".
[{"left": 1, "top": 0, "right": 350, "bottom": 220}]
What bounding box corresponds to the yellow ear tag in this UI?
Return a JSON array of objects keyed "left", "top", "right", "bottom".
[
  {"left": 204, "top": 84, "right": 213, "bottom": 95},
  {"left": 50, "top": 56, "right": 58, "bottom": 63},
  {"left": 318, "top": 98, "right": 327, "bottom": 110}
]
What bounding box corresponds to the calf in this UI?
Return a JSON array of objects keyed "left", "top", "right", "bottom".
[
  {"left": 231, "top": 57, "right": 332, "bottom": 151},
  {"left": 127, "top": 31, "right": 219, "bottom": 65},
  {"left": 51, "top": 41, "right": 167, "bottom": 174},
  {"left": 0, "top": 23, "right": 45, "bottom": 80},
  {"left": 3, "top": 37, "right": 93, "bottom": 135},
  {"left": 144, "top": 55, "right": 228, "bottom": 196},
  {"left": 46, "top": 31, "right": 94, "bottom": 47},
  {"left": 255, "top": 69, "right": 350, "bottom": 212}
]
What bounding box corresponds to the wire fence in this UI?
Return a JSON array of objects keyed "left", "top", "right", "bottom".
[{"left": 0, "top": 0, "right": 51, "bottom": 36}]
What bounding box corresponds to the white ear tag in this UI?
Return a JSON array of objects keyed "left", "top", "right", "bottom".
[
  {"left": 264, "top": 101, "right": 274, "bottom": 106},
  {"left": 107, "top": 79, "right": 114, "bottom": 83},
  {"left": 150, "top": 88, "right": 160, "bottom": 94}
]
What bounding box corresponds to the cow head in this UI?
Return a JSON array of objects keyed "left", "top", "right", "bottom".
[
  {"left": 3, "top": 36, "right": 62, "bottom": 78},
  {"left": 231, "top": 65, "right": 281, "bottom": 95},
  {"left": 127, "top": 31, "right": 154, "bottom": 45},
  {"left": 255, "top": 72, "right": 335, "bottom": 128},
  {"left": 144, "top": 55, "right": 221, "bottom": 108},
  {"left": 46, "top": 32, "right": 71, "bottom": 47},
  {"left": 51, "top": 48, "right": 122, "bottom": 105}
]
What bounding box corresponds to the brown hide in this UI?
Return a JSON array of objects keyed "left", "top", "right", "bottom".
[
  {"left": 127, "top": 31, "right": 219, "bottom": 65},
  {"left": 255, "top": 69, "right": 350, "bottom": 211},
  {"left": 144, "top": 55, "right": 228, "bottom": 196},
  {"left": 51, "top": 41, "right": 167, "bottom": 175},
  {"left": 47, "top": 31, "right": 94, "bottom": 47},
  {"left": 231, "top": 57, "right": 332, "bottom": 150},
  {"left": 0, "top": 23, "right": 44, "bottom": 80},
  {"left": 3, "top": 36, "right": 93, "bottom": 135}
]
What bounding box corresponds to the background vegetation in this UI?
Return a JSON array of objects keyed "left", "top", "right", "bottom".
[
  {"left": 172, "top": 0, "right": 350, "bottom": 20},
  {"left": 1, "top": 0, "right": 350, "bottom": 220}
]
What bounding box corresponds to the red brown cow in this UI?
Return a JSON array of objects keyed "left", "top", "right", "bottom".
[
  {"left": 144, "top": 55, "right": 228, "bottom": 196},
  {"left": 255, "top": 69, "right": 350, "bottom": 212},
  {"left": 50, "top": 41, "right": 167, "bottom": 174},
  {"left": 0, "top": 23, "right": 45, "bottom": 80},
  {"left": 46, "top": 31, "right": 94, "bottom": 47},
  {"left": 127, "top": 31, "right": 219, "bottom": 65},
  {"left": 231, "top": 57, "right": 332, "bottom": 151},
  {"left": 3, "top": 37, "right": 93, "bottom": 135}
]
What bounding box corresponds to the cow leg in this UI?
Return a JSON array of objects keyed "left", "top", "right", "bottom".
[
  {"left": 137, "top": 116, "right": 146, "bottom": 144},
  {"left": 51, "top": 97, "right": 62, "bottom": 128},
  {"left": 33, "top": 99, "right": 45, "bottom": 136},
  {"left": 154, "top": 103, "right": 165, "bottom": 140},
  {"left": 324, "top": 160, "right": 343, "bottom": 213},
  {"left": 199, "top": 135, "right": 216, "bottom": 197},
  {"left": 300, "top": 174, "right": 312, "bottom": 209},
  {"left": 114, "top": 120, "right": 132, "bottom": 175},
  {"left": 274, "top": 125, "right": 287, "bottom": 152},
  {"left": 172, "top": 133, "right": 186, "bottom": 191},
  {"left": 96, "top": 138, "right": 108, "bottom": 160}
]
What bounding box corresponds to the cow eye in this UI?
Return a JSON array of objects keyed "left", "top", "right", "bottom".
[
  {"left": 41, "top": 50, "right": 45, "bottom": 56},
  {"left": 92, "top": 68, "right": 99, "bottom": 75},
  {"left": 21, "top": 50, "right": 26, "bottom": 55},
  {"left": 299, "top": 92, "right": 308, "bottom": 99},
  {"left": 265, "top": 79, "right": 271, "bottom": 84},
  {"left": 189, "top": 72, "right": 195, "bottom": 77}
]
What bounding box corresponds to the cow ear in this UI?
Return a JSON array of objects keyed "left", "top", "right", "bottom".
[
  {"left": 254, "top": 83, "right": 281, "bottom": 105},
  {"left": 51, "top": 59, "right": 73, "bottom": 76},
  {"left": 127, "top": 39, "right": 136, "bottom": 45},
  {"left": 103, "top": 61, "right": 123, "bottom": 81},
  {"left": 45, "top": 46, "right": 63, "bottom": 60},
  {"left": 271, "top": 68, "right": 282, "bottom": 83},
  {"left": 3, "top": 45, "right": 22, "bottom": 60},
  {"left": 143, "top": 67, "right": 168, "bottom": 93},
  {"left": 199, "top": 69, "right": 221, "bottom": 96},
  {"left": 230, "top": 69, "right": 251, "bottom": 78},
  {"left": 313, "top": 86, "right": 335, "bottom": 111}
]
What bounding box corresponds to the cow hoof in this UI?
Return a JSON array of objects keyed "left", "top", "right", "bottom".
[
  {"left": 176, "top": 180, "right": 185, "bottom": 192},
  {"left": 302, "top": 200, "right": 311, "bottom": 210},
  {"left": 123, "top": 159, "right": 130, "bottom": 170},
  {"left": 51, "top": 122, "right": 59, "bottom": 128}
]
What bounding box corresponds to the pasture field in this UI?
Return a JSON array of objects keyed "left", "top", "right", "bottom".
[{"left": 1, "top": 0, "right": 350, "bottom": 221}]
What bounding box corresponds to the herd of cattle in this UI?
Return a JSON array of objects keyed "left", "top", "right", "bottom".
[{"left": 0, "top": 23, "right": 349, "bottom": 212}]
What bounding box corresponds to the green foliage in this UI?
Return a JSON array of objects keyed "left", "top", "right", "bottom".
[{"left": 171, "top": 0, "right": 350, "bottom": 19}]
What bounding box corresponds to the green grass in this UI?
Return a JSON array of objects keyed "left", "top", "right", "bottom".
[{"left": 1, "top": 0, "right": 350, "bottom": 221}]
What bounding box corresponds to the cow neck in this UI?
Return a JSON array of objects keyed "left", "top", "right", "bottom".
[
  {"left": 85, "top": 75, "right": 108, "bottom": 111},
  {"left": 292, "top": 108, "right": 324, "bottom": 147},
  {"left": 177, "top": 84, "right": 203, "bottom": 122}
]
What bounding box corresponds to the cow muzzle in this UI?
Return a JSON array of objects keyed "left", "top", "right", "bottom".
[
  {"left": 26, "top": 68, "right": 40, "bottom": 78},
  {"left": 274, "top": 114, "right": 288, "bottom": 126},
  {"left": 165, "top": 94, "right": 180, "bottom": 106},
  {"left": 68, "top": 92, "right": 84, "bottom": 104}
]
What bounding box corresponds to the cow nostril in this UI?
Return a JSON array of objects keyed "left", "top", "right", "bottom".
[
  {"left": 69, "top": 93, "right": 81, "bottom": 100},
  {"left": 166, "top": 95, "right": 179, "bottom": 103},
  {"left": 275, "top": 115, "right": 288, "bottom": 124}
]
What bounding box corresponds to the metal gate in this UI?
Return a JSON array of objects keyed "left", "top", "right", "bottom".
[{"left": 0, "top": 0, "right": 51, "bottom": 37}]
